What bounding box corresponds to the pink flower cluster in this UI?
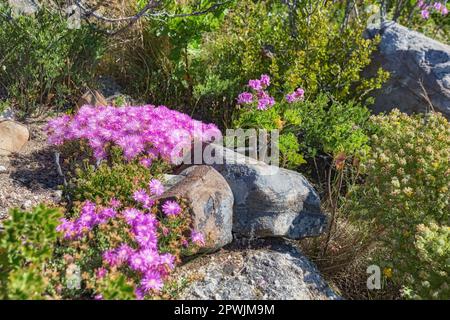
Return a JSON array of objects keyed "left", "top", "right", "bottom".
[
  {"left": 285, "top": 88, "right": 305, "bottom": 104},
  {"left": 418, "top": 1, "right": 448, "bottom": 19},
  {"left": 56, "top": 178, "right": 205, "bottom": 299},
  {"left": 57, "top": 200, "right": 119, "bottom": 240},
  {"left": 237, "top": 74, "right": 305, "bottom": 109},
  {"left": 46, "top": 105, "right": 221, "bottom": 162},
  {"left": 237, "top": 74, "right": 276, "bottom": 110}
]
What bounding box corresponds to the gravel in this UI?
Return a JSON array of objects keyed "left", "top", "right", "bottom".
[{"left": 0, "top": 117, "right": 64, "bottom": 219}]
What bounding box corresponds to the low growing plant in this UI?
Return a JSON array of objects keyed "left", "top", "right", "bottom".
[{"left": 0, "top": 205, "right": 63, "bottom": 299}]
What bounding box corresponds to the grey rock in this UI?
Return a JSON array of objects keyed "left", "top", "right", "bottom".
[
  {"left": 177, "top": 240, "right": 340, "bottom": 300},
  {"left": 365, "top": 21, "right": 450, "bottom": 118},
  {"left": 181, "top": 144, "right": 327, "bottom": 240},
  {"left": 161, "top": 166, "right": 234, "bottom": 252},
  {"left": 51, "top": 190, "right": 63, "bottom": 203},
  {"left": 162, "top": 174, "right": 185, "bottom": 189},
  {"left": 0, "top": 107, "right": 15, "bottom": 121}
]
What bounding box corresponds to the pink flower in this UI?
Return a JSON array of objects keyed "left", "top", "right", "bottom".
[
  {"left": 162, "top": 200, "right": 182, "bottom": 216},
  {"left": 140, "top": 158, "right": 153, "bottom": 168},
  {"left": 96, "top": 267, "right": 107, "bottom": 279},
  {"left": 129, "top": 252, "right": 147, "bottom": 272},
  {"left": 248, "top": 79, "right": 263, "bottom": 91},
  {"left": 237, "top": 92, "right": 253, "bottom": 105},
  {"left": 191, "top": 230, "right": 205, "bottom": 247},
  {"left": 109, "top": 198, "right": 121, "bottom": 209},
  {"left": 123, "top": 208, "right": 142, "bottom": 224},
  {"left": 286, "top": 88, "right": 305, "bottom": 103},
  {"left": 133, "top": 189, "right": 149, "bottom": 204},
  {"left": 421, "top": 9, "right": 430, "bottom": 19},
  {"left": 260, "top": 74, "right": 271, "bottom": 87},
  {"left": 94, "top": 294, "right": 103, "bottom": 300},
  {"left": 149, "top": 179, "right": 165, "bottom": 196},
  {"left": 141, "top": 271, "right": 164, "bottom": 292}
]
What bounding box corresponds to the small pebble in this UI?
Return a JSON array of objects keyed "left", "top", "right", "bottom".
[
  {"left": 21, "top": 200, "right": 32, "bottom": 210},
  {"left": 0, "top": 165, "right": 7, "bottom": 173}
]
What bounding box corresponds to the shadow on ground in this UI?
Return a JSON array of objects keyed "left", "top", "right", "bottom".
[{"left": 9, "top": 146, "right": 64, "bottom": 191}]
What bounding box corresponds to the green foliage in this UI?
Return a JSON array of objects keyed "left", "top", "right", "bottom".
[
  {"left": 107, "top": 0, "right": 230, "bottom": 108},
  {"left": 66, "top": 147, "right": 168, "bottom": 207},
  {"left": 349, "top": 110, "right": 450, "bottom": 299},
  {"left": 401, "top": 222, "right": 450, "bottom": 300},
  {"left": 0, "top": 205, "right": 63, "bottom": 299},
  {"left": 0, "top": 3, "right": 105, "bottom": 117},
  {"left": 233, "top": 94, "right": 370, "bottom": 168},
  {"left": 194, "top": 0, "right": 388, "bottom": 123}
]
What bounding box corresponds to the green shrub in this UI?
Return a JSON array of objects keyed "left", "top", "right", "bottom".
[
  {"left": 401, "top": 222, "right": 450, "bottom": 300},
  {"left": 0, "top": 205, "right": 63, "bottom": 299},
  {"left": 349, "top": 110, "right": 450, "bottom": 299},
  {"left": 66, "top": 147, "right": 169, "bottom": 208},
  {"left": 193, "top": 0, "right": 388, "bottom": 123},
  {"left": 233, "top": 93, "right": 371, "bottom": 168},
  {"left": 0, "top": 3, "right": 105, "bottom": 117}
]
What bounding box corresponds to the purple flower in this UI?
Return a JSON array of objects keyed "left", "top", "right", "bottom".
[
  {"left": 140, "top": 158, "right": 153, "bottom": 168},
  {"left": 159, "top": 253, "right": 175, "bottom": 270},
  {"left": 133, "top": 189, "right": 150, "bottom": 205},
  {"left": 116, "top": 244, "right": 133, "bottom": 264},
  {"left": 134, "top": 287, "right": 145, "bottom": 300},
  {"left": 94, "top": 294, "right": 103, "bottom": 300},
  {"left": 285, "top": 88, "right": 305, "bottom": 103},
  {"left": 96, "top": 267, "right": 107, "bottom": 279},
  {"left": 109, "top": 198, "right": 121, "bottom": 209},
  {"left": 248, "top": 79, "right": 263, "bottom": 91},
  {"left": 237, "top": 92, "right": 253, "bottom": 105},
  {"left": 191, "top": 230, "right": 206, "bottom": 247},
  {"left": 103, "top": 250, "right": 118, "bottom": 266},
  {"left": 162, "top": 200, "right": 182, "bottom": 216},
  {"left": 123, "top": 208, "right": 142, "bottom": 224},
  {"left": 149, "top": 179, "right": 165, "bottom": 196},
  {"left": 421, "top": 9, "right": 430, "bottom": 19},
  {"left": 141, "top": 271, "right": 164, "bottom": 292},
  {"left": 260, "top": 74, "right": 271, "bottom": 87},
  {"left": 46, "top": 105, "right": 222, "bottom": 164},
  {"left": 129, "top": 252, "right": 147, "bottom": 272}
]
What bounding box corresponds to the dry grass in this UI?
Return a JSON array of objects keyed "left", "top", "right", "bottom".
[{"left": 298, "top": 217, "right": 401, "bottom": 300}]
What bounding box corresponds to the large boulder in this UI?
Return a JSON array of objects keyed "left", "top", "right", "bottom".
[
  {"left": 161, "top": 165, "right": 233, "bottom": 252},
  {"left": 365, "top": 21, "right": 450, "bottom": 118},
  {"left": 177, "top": 239, "right": 340, "bottom": 300},
  {"left": 0, "top": 120, "right": 29, "bottom": 156},
  {"left": 179, "top": 143, "right": 327, "bottom": 240}
]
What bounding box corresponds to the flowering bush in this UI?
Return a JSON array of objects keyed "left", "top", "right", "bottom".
[
  {"left": 55, "top": 177, "right": 204, "bottom": 300},
  {"left": 235, "top": 76, "right": 370, "bottom": 168},
  {"left": 349, "top": 110, "right": 450, "bottom": 299},
  {"left": 66, "top": 147, "right": 167, "bottom": 206},
  {"left": 46, "top": 104, "right": 221, "bottom": 163},
  {"left": 194, "top": 0, "right": 387, "bottom": 126},
  {"left": 402, "top": 223, "right": 450, "bottom": 299},
  {"left": 418, "top": 1, "right": 449, "bottom": 19}
]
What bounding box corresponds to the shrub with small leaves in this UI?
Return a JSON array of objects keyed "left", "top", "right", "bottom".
[
  {"left": 401, "top": 222, "right": 450, "bottom": 300},
  {"left": 349, "top": 110, "right": 450, "bottom": 299},
  {"left": 0, "top": 205, "right": 62, "bottom": 299}
]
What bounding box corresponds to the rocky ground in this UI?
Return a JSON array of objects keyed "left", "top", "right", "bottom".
[
  {"left": 176, "top": 238, "right": 340, "bottom": 300},
  {"left": 0, "top": 118, "right": 63, "bottom": 220}
]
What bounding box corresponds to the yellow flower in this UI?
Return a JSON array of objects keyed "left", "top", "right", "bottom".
[{"left": 383, "top": 267, "right": 393, "bottom": 278}]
